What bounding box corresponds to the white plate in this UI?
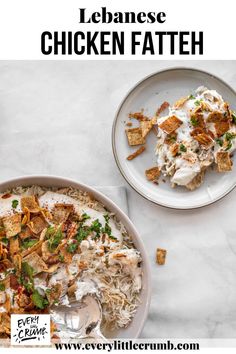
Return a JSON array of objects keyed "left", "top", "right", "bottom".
[
  {"left": 112, "top": 68, "right": 236, "bottom": 209},
  {"left": 0, "top": 175, "right": 151, "bottom": 339}
]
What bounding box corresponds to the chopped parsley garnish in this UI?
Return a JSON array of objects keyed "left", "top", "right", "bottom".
[
  {"left": 231, "top": 111, "right": 236, "bottom": 124},
  {"left": 81, "top": 213, "right": 91, "bottom": 221},
  {"left": 224, "top": 132, "right": 236, "bottom": 151},
  {"left": 66, "top": 241, "right": 78, "bottom": 254},
  {"left": 48, "top": 227, "right": 63, "bottom": 252},
  {"left": 190, "top": 116, "right": 199, "bottom": 127},
  {"left": 169, "top": 136, "right": 177, "bottom": 143},
  {"left": 22, "top": 262, "right": 34, "bottom": 281},
  {"left": 21, "top": 238, "right": 38, "bottom": 249},
  {"left": 76, "top": 226, "right": 90, "bottom": 243},
  {"left": 188, "top": 94, "right": 195, "bottom": 100},
  {"left": 225, "top": 132, "right": 235, "bottom": 141},
  {"left": 58, "top": 254, "right": 64, "bottom": 262},
  {"left": 1, "top": 237, "right": 8, "bottom": 246},
  {"left": 102, "top": 214, "right": 112, "bottom": 236},
  {"left": 32, "top": 289, "right": 49, "bottom": 309},
  {"left": 194, "top": 100, "right": 201, "bottom": 106},
  {"left": 215, "top": 138, "right": 223, "bottom": 147},
  {"left": 90, "top": 219, "right": 102, "bottom": 237},
  {"left": 0, "top": 283, "right": 5, "bottom": 291},
  {"left": 45, "top": 225, "right": 55, "bottom": 238},
  {"left": 12, "top": 200, "right": 18, "bottom": 209},
  {"left": 179, "top": 144, "right": 187, "bottom": 152},
  {"left": 226, "top": 141, "right": 233, "bottom": 151}
]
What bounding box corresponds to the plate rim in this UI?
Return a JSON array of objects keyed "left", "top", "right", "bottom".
[{"left": 112, "top": 66, "right": 236, "bottom": 210}]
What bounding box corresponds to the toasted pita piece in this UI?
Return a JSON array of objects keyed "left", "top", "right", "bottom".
[
  {"left": 44, "top": 263, "right": 60, "bottom": 273},
  {"left": 21, "top": 195, "right": 40, "bottom": 213},
  {"left": 145, "top": 167, "right": 161, "bottom": 181},
  {"left": 186, "top": 170, "right": 205, "bottom": 191},
  {"left": 207, "top": 111, "right": 228, "bottom": 123},
  {"left": 42, "top": 241, "right": 52, "bottom": 262},
  {"left": 190, "top": 127, "right": 205, "bottom": 137},
  {"left": 216, "top": 151, "right": 232, "bottom": 172},
  {"left": 128, "top": 112, "right": 149, "bottom": 121},
  {"left": 190, "top": 112, "right": 205, "bottom": 129},
  {"left": 127, "top": 146, "right": 146, "bottom": 161},
  {"left": 3, "top": 213, "right": 21, "bottom": 238},
  {"left": 21, "top": 240, "right": 43, "bottom": 258},
  {"left": 193, "top": 133, "right": 214, "bottom": 148},
  {"left": 156, "top": 248, "right": 167, "bottom": 265},
  {"left": 19, "top": 226, "right": 33, "bottom": 240},
  {"left": 140, "top": 120, "right": 153, "bottom": 138},
  {"left": 159, "top": 116, "right": 183, "bottom": 134},
  {"left": 28, "top": 216, "right": 48, "bottom": 234},
  {"left": 173, "top": 96, "right": 188, "bottom": 109},
  {"left": 0, "top": 313, "right": 10, "bottom": 334},
  {"left": 156, "top": 101, "right": 169, "bottom": 116},
  {"left": 9, "top": 236, "right": 19, "bottom": 256},
  {"left": 215, "top": 121, "right": 230, "bottom": 137},
  {"left": 23, "top": 251, "right": 47, "bottom": 274},
  {"left": 126, "top": 128, "right": 145, "bottom": 146},
  {"left": 52, "top": 204, "right": 74, "bottom": 224}
]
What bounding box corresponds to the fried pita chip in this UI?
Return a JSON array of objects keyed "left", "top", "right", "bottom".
[
  {"left": 127, "top": 146, "right": 146, "bottom": 161},
  {"left": 156, "top": 101, "right": 169, "bottom": 116},
  {"left": 3, "top": 213, "right": 21, "bottom": 238},
  {"left": 52, "top": 204, "right": 74, "bottom": 224},
  {"left": 156, "top": 248, "right": 167, "bottom": 265},
  {"left": 9, "top": 236, "right": 19, "bottom": 256},
  {"left": 44, "top": 263, "right": 60, "bottom": 273},
  {"left": 190, "top": 112, "right": 205, "bottom": 129},
  {"left": 145, "top": 167, "right": 161, "bottom": 181},
  {"left": 28, "top": 216, "right": 48, "bottom": 234},
  {"left": 21, "top": 240, "right": 43, "bottom": 258},
  {"left": 23, "top": 251, "right": 47, "bottom": 274},
  {"left": 193, "top": 133, "right": 214, "bottom": 148},
  {"left": 21, "top": 195, "right": 40, "bottom": 213},
  {"left": 173, "top": 96, "right": 188, "bottom": 109},
  {"left": 19, "top": 226, "right": 33, "bottom": 240},
  {"left": 158, "top": 116, "right": 183, "bottom": 134},
  {"left": 215, "top": 121, "right": 230, "bottom": 137},
  {"left": 207, "top": 111, "right": 228, "bottom": 123},
  {"left": 216, "top": 151, "right": 232, "bottom": 172},
  {"left": 126, "top": 128, "right": 145, "bottom": 146},
  {"left": 128, "top": 112, "right": 149, "bottom": 121},
  {"left": 140, "top": 120, "right": 153, "bottom": 138}
]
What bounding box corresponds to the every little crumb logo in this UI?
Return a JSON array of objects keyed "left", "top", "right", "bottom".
[{"left": 11, "top": 314, "right": 51, "bottom": 345}]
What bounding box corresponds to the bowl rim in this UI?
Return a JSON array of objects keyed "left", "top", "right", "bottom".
[
  {"left": 112, "top": 66, "right": 236, "bottom": 210},
  {"left": 0, "top": 174, "right": 152, "bottom": 338}
]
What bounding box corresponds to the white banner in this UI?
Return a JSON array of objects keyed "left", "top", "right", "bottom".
[{"left": 0, "top": 0, "right": 235, "bottom": 59}]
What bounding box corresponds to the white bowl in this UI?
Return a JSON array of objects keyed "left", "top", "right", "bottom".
[{"left": 0, "top": 175, "right": 151, "bottom": 339}]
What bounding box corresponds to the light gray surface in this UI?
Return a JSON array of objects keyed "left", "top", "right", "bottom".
[{"left": 0, "top": 60, "right": 236, "bottom": 338}]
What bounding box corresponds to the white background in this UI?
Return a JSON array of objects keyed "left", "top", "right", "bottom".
[{"left": 0, "top": 0, "right": 235, "bottom": 59}]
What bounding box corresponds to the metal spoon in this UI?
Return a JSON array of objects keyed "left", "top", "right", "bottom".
[{"left": 50, "top": 295, "right": 107, "bottom": 342}]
